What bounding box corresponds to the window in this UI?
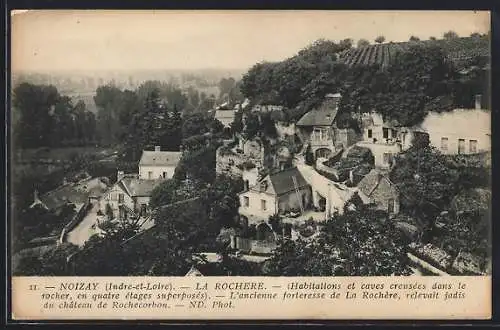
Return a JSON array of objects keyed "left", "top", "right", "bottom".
[
  {"left": 313, "top": 128, "right": 327, "bottom": 141},
  {"left": 243, "top": 196, "right": 249, "bottom": 207},
  {"left": 388, "top": 199, "right": 395, "bottom": 214},
  {"left": 162, "top": 171, "right": 167, "bottom": 178},
  {"left": 367, "top": 129, "right": 373, "bottom": 139},
  {"left": 148, "top": 171, "right": 153, "bottom": 179},
  {"left": 458, "top": 139, "right": 465, "bottom": 154},
  {"left": 382, "top": 128, "right": 389, "bottom": 139},
  {"left": 260, "top": 181, "right": 268, "bottom": 192},
  {"left": 118, "top": 193, "right": 124, "bottom": 203},
  {"left": 441, "top": 137, "right": 448, "bottom": 152},
  {"left": 391, "top": 129, "right": 397, "bottom": 139},
  {"left": 261, "top": 199, "right": 267, "bottom": 211},
  {"left": 470, "top": 140, "right": 478, "bottom": 153}
]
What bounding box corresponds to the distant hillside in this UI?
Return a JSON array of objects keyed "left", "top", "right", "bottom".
[{"left": 338, "top": 36, "right": 490, "bottom": 70}]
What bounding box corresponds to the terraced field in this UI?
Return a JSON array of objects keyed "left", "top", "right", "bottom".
[{"left": 338, "top": 36, "right": 490, "bottom": 69}]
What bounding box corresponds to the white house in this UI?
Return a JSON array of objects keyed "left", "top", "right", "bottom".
[
  {"left": 238, "top": 167, "right": 312, "bottom": 223},
  {"left": 412, "top": 108, "right": 490, "bottom": 155},
  {"left": 100, "top": 173, "right": 161, "bottom": 220},
  {"left": 356, "top": 111, "right": 402, "bottom": 169},
  {"left": 214, "top": 109, "right": 236, "bottom": 128},
  {"left": 138, "top": 147, "right": 182, "bottom": 180}
]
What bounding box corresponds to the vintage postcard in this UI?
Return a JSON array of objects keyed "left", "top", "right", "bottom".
[{"left": 9, "top": 10, "right": 491, "bottom": 320}]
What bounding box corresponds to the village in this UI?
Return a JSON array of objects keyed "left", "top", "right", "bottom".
[
  {"left": 14, "top": 86, "right": 491, "bottom": 277},
  {"left": 11, "top": 23, "right": 491, "bottom": 277}
]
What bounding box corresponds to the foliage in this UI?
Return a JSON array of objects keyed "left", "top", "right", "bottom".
[
  {"left": 13, "top": 204, "right": 76, "bottom": 251},
  {"left": 304, "top": 144, "right": 314, "bottom": 165},
  {"left": 390, "top": 145, "right": 490, "bottom": 242},
  {"left": 206, "top": 174, "right": 244, "bottom": 228},
  {"left": 240, "top": 39, "right": 350, "bottom": 109},
  {"left": 390, "top": 146, "right": 458, "bottom": 231},
  {"left": 357, "top": 39, "right": 370, "bottom": 48},
  {"left": 150, "top": 178, "right": 200, "bottom": 209},
  {"left": 264, "top": 205, "right": 411, "bottom": 276},
  {"left": 375, "top": 36, "right": 386, "bottom": 44},
  {"left": 375, "top": 44, "right": 457, "bottom": 126},
  {"left": 440, "top": 204, "right": 490, "bottom": 262},
  {"left": 443, "top": 30, "right": 459, "bottom": 40},
  {"left": 105, "top": 203, "right": 114, "bottom": 220},
  {"left": 241, "top": 112, "right": 261, "bottom": 140},
  {"left": 175, "top": 144, "right": 218, "bottom": 184},
  {"left": 12, "top": 83, "right": 97, "bottom": 148},
  {"left": 13, "top": 243, "right": 80, "bottom": 276}
]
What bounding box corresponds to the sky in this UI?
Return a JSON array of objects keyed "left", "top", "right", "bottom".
[{"left": 11, "top": 10, "right": 490, "bottom": 72}]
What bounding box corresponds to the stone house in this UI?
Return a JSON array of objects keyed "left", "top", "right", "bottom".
[
  {"left": 356, "top": 169, "right": 400, "bottom": 215},
  {"left": 30, "top": 177, "right": 109, "bottom": 215},
  {"left": 296, "top": 93, "right": 358, "bottom": 160},
  {"left": 238, "top": 167, "right": 312, "bottom": 224},
  {"left": 100, "top": 173, "right": 162, "bottom": 221},
  {"left": 356, "top": 111, "right": 402, "bottom": 169}
]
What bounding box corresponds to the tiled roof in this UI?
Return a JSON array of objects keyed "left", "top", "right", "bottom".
[
  {"left": 139, "top": 150, "right": 182, "bottom": 167},
  {"left": 267, "top": 167, "right": 309, "bottom": 196},
  {"left": 296, "top": 109, "right": 338, "bottom": 126},
  {"left": 356, "top": 169, "right": 396, "bottom": 198},
  {"left": 39, "top": 177, "right": 108, "bottom": 210},
  {"left": 215, "top": 110, "right": 236, "bottom": 120},
  {"left": 120, "top": 178, "right": 162, "bottom": 197}
]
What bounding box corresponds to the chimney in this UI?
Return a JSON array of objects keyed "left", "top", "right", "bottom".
[
  {"left": 117, "top": 170, "right": 125, "bottom": 182},
  {"left": 154, "top": 146, "right": 161, "bottom": 152},
  {"left": 475, "top": 94, "right": 482, "bottom": 110}
]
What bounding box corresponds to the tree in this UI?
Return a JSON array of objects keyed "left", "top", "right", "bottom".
[
  {"left": 376, "top": 44, "right": 457, "bottom": 126},
  {"left": 94, "top": 84, "right": 126, "bottom": 145},
  {"left": 13, "top": 83, "right": 59, "bottom": 148},
  {"left": 240, "top": 39, "right": 349, "bottom": 109},
  {"left": 390, "top": 145, "right": 458, "bottom": 235},
  {"left": 305, "top": 144, "right": 314, "bottom": 165},
  {"left": 218, "top": 77, "right": 236, "bottom": 100},
  {"left": 264, "top": 205, "right": 412, "bottom": 276},
  {"left": 182, "top": 112, "right": 217, "bottom": 140},
  {"left": 443, "top": 30, "right": 459, "bottom": 40},
  {"left": 375, "top": 36, "right": 386, "bottom": 44},
  {"left": 150, "top": 178, "right": 201, "bottom": 209},
  {"left": 242, "top": 112, "right": 261, "bottom": 140},
  {"left": 357, "top": 39, "right": 370, "bottom": 48},
  {"left": 440, "top": 188, "right": 491, "bottom": 262},
  {"left": 13, "top": 243, "right": 80, "bottom": 276},
  {"left": 339, "top": 38, "right": 353, "bottom": 50},
  {"left": 429, "top": 36, "right": 437, "bottom": 41},
  {"left": 409, "top": 35, "right": 420, "bottom": 42},
  {"left": 206, "top": 175, "right": 244, "bottom": 228}
]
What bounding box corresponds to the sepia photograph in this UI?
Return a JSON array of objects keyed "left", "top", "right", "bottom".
[{"left": 10, "top": 10, "right": 491, "bottom": 281}]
